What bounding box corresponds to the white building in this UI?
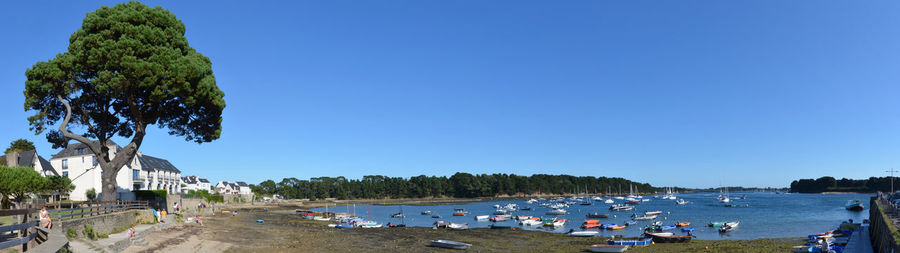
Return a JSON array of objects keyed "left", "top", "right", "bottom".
[
  {"left": 50, "top": 141, "right": 182, "bottom": 201},
  {"left": 181, "top": 175, "right": 212, "bottom": 193},
  {"left": 215, "top": 181, "right": 253, "bottom": 195},
  {"left": 1, "top": 149, "right": 59, "bottom": 177}
]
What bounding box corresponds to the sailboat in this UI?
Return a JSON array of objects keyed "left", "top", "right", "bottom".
[
  {"left": 391, "top": 205, "right": 405, "bottom": 218},
  {"left": 718, "top": 186, "right": 730, "bottom": 203}
]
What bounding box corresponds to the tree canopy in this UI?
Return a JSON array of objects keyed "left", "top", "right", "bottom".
[
  {"left": 5, "top": 139, "right": 36, "bottom": 153},
  {"left": 790, "top": 176, "right": 886, "bottom": 193},
  {"left": 0, "top": 166, "right": 47, "bottom": 208},
  {"left": 250, "top": 173, "right": 657, "bottom": 200},
  {"left": 24, "top": 2, "right": 225, "bottom": 201}
]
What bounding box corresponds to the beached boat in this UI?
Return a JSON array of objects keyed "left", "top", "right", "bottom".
[
  {"left": 845, "top": 200, "right": 865, "bottom": 211},
  {"left": 360, "top": 224, "right": 382, "bottom": 228},
  {"left": 335, "top": 224, "right": 354, "bottom": 229},
  {"left": 586, "top": 212, "right": 610, "bottom": 218},
  {"left": 590, "top": 245, "right": 629, "bottom": 253},
  {"left": 644, "top": 232, "right": 693, "bottom": 243},
  {"left": 546, "top": 208, "right": 567, "bottom": 215},
  {"left": 448, "top": 223, "right": 468, "bottom": 230},
  {"left": 490, "top": 224, "right": 512, "bottom": 229},
  {"left": 570, "top": 230, "right": 600, "bottom": 237},
  {"left": 430, "top": 240, "right": 471, "bottom": 250},
  {"left": 434, "top": 221, "right": 451, "bottom": 228},
  {"left": 313, "top": 217, "right": 330, "bottom": 221},
  {"left": 608, "top": 238, "right": 652, "bottom": 247},
  {"left": 387, "top": 222, "right": 406, "bottom": 228}
]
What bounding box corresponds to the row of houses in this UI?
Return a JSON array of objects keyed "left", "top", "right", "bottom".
[{"left": 2, "top": 140, "right": 253, "bottom": 201}]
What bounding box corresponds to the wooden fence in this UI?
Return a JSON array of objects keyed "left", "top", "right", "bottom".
[{"left": 0, "top": 200, "right": 148, "bottom": 251}]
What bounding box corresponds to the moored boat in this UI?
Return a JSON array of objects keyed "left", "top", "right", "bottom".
[
  {"left": 590, "top": 245, "right": 629, "bottom": 253},
  {"left": 546, "top": 208, "right": 567, "bottom": 215},
  {"left": 719, "top": 221, "right": 739, "bottom": 232},
  {"left": 475, "top": 215, "right": 489, "bottom": 221},
  {"left": 675, "top": 199, "right": 689, "bottom": 205},
  {"left": 609, "top": 204, "right": 634, "bottom": 211},
  {"left": 430, "top": 240, "right": 471, "bottom": 250},
  {"left": 490, "top": 224, "right": 512, "bottom": 229},
  {"left": 448, "top": 223, "right": 468, "bottom": 230},
  {"left": 676, "top": 222, "right": 691, "bottom": 227},
  {"left": 452, "top": 208, "right": 468, "bottom": 216},
  {"left": 631, "top": 214, "right": 658, "bottom": 220},
  {"left": 644, "top": 210, "right": 662, "bottom": 215},
  {"left": 421, "top": 210, "right": 431, "bottom": 215},
  {"left": 521, "top": 219, "right": 541, "bottom": 226},
  {"left": 845, "top": 200, "right": 865, "bottom": 211}
]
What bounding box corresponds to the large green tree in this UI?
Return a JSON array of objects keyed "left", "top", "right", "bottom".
[
  {"left": 0, "top": 166, "right": 47, "bottom": 209},
  {"left": 24, "top": 2, "right": 225, "bottom": 201},
  {"left": 44, "top": 175, "right": 75, "bottom": 202},
  {"left": 5, "top": 139, "right": 36, "bottom": 154}
]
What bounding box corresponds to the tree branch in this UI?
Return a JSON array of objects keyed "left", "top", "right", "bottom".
[{"left": 56, "top": 95, "right": 101, "bottom": 155}]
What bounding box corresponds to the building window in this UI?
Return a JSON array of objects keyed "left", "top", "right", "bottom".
[
  {"left": 133, "top": 170, "right": 139, "bottom": 180},
  {"left": 77, "top": 148, "right": 85, "bottom": 155},
  {"left": 92, "top": 156, "right": 98, "bottom": 166},
  {"left": 62, "top": 171, "right": 68, "bottom": 177},
  {"left": 62, "top": 159, "right": 68, "bottom": 170}
]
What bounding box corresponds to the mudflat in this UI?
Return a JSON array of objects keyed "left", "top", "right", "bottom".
[{"left": 123, "top": 204, "right": 803, "bottom": 253}]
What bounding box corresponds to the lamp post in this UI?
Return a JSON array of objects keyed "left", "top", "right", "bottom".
[{"left": 887, "top": 169, "right": 899, "bottom": 193}]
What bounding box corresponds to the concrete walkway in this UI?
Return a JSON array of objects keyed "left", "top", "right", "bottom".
[
  {"left": 68, "top": 215, "right": 177, "bottom": 253},
  {"left": 843, "top": 224, "right": 874, "bottom": 253}
]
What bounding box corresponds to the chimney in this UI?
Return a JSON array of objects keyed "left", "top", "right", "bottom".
[{"left": 5, "top": 151, "right": 19, "bottom": 167}]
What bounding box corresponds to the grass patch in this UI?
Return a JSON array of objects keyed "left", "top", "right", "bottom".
[{"left": 66, "top": 228, "right": 77, "bottom": 238}]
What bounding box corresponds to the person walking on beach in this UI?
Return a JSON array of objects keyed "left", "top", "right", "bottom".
[{"left": 39, "top": 206, "right": 52, "bottom": 229}]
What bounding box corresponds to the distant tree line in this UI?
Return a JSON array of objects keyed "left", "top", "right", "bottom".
[
  {"left": 789, "top": 176, "right": 895, "bottom": 193},
  {"left": 249, "top": 173, "right": 657, "bottom": 200}
]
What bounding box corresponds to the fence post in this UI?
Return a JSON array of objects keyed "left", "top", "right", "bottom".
[{"left": 21, "top": 205, "right": 29, "bottom": 252}]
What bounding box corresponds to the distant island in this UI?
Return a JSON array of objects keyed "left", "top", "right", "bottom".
[{"left": 790, "top": 176, "right": 893, "bottom": 193}]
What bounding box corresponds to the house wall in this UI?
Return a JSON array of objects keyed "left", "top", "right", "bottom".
[{"left": 51, "top": 152, "right": 138, "bottom": 201}]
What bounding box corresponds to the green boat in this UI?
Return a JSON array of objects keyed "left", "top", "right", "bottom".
[
  {"left": 586, "top": 212, "right": 610, "bottom": 218},
  {"left": 846, "top": 200, "right": 864, "bottom": 211},
  {"left": 708, "top": 222, "right": 724, "bottom": 227}
]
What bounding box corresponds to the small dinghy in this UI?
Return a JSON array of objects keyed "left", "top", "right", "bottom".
[
  {"left": 335, "top": 224, "right": 353, "bottom": 229},
  {"left": 431, "top": 240, "right": 472, "bottom": 250},
  {"left": 256, "top": 219, "right": 264, "bottom": 223},
  {"left": 475, "top": 215, "right": 490, "bottom": 221},
  {"left": 719, "top": 221, "right": 739, "bottom": 232},
  {"left": 586, "top": 212, "right": 610, "bottom": 218},
  {"left": 590, "top": 245, "right": 629, "bottom": 253},
  {"left": 644, "top": 210, "right": 662, "bottom": 215},
  {"left": 608, "top": 238, "right": 652, "bottom": 246},
  {"left": 681, "top": 227, "right": 694, "bottom": 232}
]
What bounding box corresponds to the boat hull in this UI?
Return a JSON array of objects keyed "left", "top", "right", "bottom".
[
  {"left": 590, "top": 245, "right": 629, "bottom": 253},
  {"left": 645, "top": 232, "right": 692, "bottom": 243},
  {"left": 431, "top": 240, "right": 471, "bottom": 249}
]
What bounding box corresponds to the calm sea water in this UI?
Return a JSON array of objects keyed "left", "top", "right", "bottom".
[{"left": 311, "top": 192, "right": 870, "bottom": 240}]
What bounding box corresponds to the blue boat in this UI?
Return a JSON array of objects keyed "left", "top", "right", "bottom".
[
  {"left": 624, "top": 221, "right": 636, "bottom": 226},
  {"left": 336, "top": 225, "right": 354, "bottom": 229},
  {"left": 256, "top": 219, "right": 264, "bottom": 223},
  {"left": 608, "top": 238, "right": 652, "bottom": 246},
  {"left": 681, "top": 227, "right": 694, "bottom": 232},
  {"left": 601, "top": 223, "right": 618, "bottom": 229},
  {"left": 660, "top": 225, "right": 676, "bottom": 230}
]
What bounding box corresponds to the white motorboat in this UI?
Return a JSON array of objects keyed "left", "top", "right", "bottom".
[
  {"left": 520, "top": 219, "right": 541, "bottom": 226},
  {"left": 604, "top": 199, "right": 615, "bottom": 204},
  {"left": 546, "top": 208, "right": 567, "bottom": 215},
  {"left": 475, "top": 215, "right": 489, "bottom": 221},
  {"left": 675, "top": 199, "right": 689, "bottom": 205}
]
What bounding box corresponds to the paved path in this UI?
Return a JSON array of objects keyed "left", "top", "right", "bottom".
[
  {"left": 68, "top": 214, "right": 176, "bottom": 252},
  {"left": 843, "top": 224, "right": 873, "bottom": 253}
]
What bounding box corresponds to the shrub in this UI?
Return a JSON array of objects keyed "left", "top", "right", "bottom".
[
  {"left": 98, "top": 233, "right": 108, "bottom": 239},
  {"left": 83, "top": 224, "right": 95, "bottom": 240},
  {"left": 85, "top": 188, "right": 97, "bottom": 201},
  {"left": 66, "top": 228, "right": 76, "bottom": 238}
]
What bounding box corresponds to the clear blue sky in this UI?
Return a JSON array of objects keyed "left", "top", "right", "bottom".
[{"left": 1, "top": 1, "right": 899, "bottom": 188}]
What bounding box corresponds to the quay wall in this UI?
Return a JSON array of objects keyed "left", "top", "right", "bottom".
[
  {"left": 869, "top": 196, "right": 900, "bottom": 253},
  {"left": 52, "top": 209, "right": 154, "bottom": 236}
]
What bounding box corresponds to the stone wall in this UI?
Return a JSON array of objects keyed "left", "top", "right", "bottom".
[
  {"left": 52, "top": 209, "right": 154, "bottom": 237},
  {"left": 869, "top": 196, "right": 900, "bottom": 253}
]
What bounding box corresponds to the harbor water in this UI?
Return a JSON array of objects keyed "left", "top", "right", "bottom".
[{"left": 311, "top": 192, "right": 869, "bottom": 240}]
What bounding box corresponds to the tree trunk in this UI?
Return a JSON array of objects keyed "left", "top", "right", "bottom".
[{"left": 102, "top": 166, "right": 118, "bottom": 202}]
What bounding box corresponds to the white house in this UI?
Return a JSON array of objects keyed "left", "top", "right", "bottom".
[
  {"left": 181, "top": 176, "right": 212, "bottom": 193},
  {"left": 1, "top": 150, "right": 58, "bottom": 177},
  {"left": 235, "top": 181, "right": 252, "bottom": 195},
  {"left": 50, "top": 141, "right": 182, "bottom": 201}
]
